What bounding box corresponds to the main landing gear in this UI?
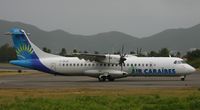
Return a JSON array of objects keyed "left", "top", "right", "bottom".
[
  {"left": 180, "top": 75, "right": 186, "bottom": 81},
  {"left": 98, "top": 75, "right": 115, "bottom": 82}
]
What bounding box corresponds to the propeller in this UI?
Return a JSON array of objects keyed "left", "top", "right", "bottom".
[{"left": 119, "top": 45, "right": 126, "bottom": 71}]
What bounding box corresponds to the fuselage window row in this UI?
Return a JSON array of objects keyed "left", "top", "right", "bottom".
[{"left": 60, "top": 63, "right": 154, "bottom": 67}]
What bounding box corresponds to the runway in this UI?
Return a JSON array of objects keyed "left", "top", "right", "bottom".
[
  {"left": 0, "top": 65, "right": 29, "bottom": 70},
  {"left": 0, "top": 70, "right": 199, "bottom": 88}
]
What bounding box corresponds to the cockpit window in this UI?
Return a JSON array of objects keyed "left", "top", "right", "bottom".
[
  {"left": 174, "top": 60, "right": 186, "bottom": 64},
  {"left": 174, "top": 61, "right": 177, "bottom": 64}
]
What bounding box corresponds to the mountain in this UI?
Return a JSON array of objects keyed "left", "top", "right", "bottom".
[
  {"left": 0, "top": 19, "right": 200, "bottom": 53},
  {"left": 141, "top": 24, "right": 200, "bottom": 51}
]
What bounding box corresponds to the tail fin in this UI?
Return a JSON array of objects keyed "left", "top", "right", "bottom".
[
  {"left": 10, "top": 28, "right": 38, "bottom": 60},
  {"left": 8, "top": 28, "right": 58, "bottom": 73}
]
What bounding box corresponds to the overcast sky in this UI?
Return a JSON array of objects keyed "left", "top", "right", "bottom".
[{"left": 0, "top": 0, "right": 200, "bottom": 37}]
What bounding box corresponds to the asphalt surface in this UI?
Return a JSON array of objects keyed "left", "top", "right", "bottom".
[
  {"left": 0, "top": 65, "right": 29, "bottom": 70},
  {"left": 0, "top": 70, "right": 199, "bottom": 88}
]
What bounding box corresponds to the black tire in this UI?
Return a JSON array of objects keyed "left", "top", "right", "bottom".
[
  {"left": 181, "top": 78, "right": 185, "bottom": 81},
  {"left": 107, "top": 76, "right": 115, "bottom": 81},
  {"left": 181, "top": 75, "right": 186, "bottom": 81},
  {"left": 18, "top": 69, "right": 22, "bottom": 73},
  {"left": 98, "top": 76, "right": 106, "bottom": 82}
]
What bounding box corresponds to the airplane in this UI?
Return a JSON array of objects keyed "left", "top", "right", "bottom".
[{"left": 6, "top": 28, "right": 196, "bottom": 81}]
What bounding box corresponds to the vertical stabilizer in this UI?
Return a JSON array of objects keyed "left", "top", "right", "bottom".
[
  {"left": 9, "top": 28, "right": 58, "bottom": 73},
  {"left": 10, "top": 28, "right": 39, "bottom": 60}
]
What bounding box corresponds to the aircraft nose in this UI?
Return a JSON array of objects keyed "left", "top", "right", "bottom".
[
  {"left": 190, "top": 66, "right": 196, "bottom": 72},
  {"left": 186, "top": 65, "right": 196, "bottom": 73}
]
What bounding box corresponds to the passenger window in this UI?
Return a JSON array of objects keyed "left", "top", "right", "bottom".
[
  {"left": 63, "top": 64, "right": 65, "bottom": 66},
  {"left": 85, "top": 64, "right": 87, "bottom": 66},
  {"left": 135, "top": 64, "right": 137, "bottom": 66},
  {"left": 73, "top": 64, "right": 75, "bottom": 66},
  {"left": 146, "top": 64, "right": 148, "bottom": 66},
  {"left": 80, "top": 64, "right": 83, "bottom": 66},
  {"left": 142, "top": 64, "right": 144, "bottom": 66},
  {"left": 104, "top": 64, "right": 106, "bottom": 66},
  {"left": 88, "top": 64, "right": 91, "bottom": 66},
  {"left": 127, "top": 64, "right": 129, "bottom": 66},
  {"left": 138, "top": 64, "right": 140, "bottom": 66},
  {"left": 174, "top": 61, "right": 177, "bottom": 64},
  {"left": 66, "top": 64, "right": 68, "bottom": 66},
  {"left": 115, "top": 64, "right": 118, "bottom": 66}
]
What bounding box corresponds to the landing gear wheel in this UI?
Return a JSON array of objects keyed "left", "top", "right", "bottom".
[
  {"left": 181, "top": 77, "right": 185, "bottom": 81},
  {"left": 108, "top": 78, "right": 115, "bottom": 81},
  {"left": 98, "top": 76, "right": 106, "bottom": 82},
  {"left": 107, "top": 76, "right": 115, "bottom": 81},
  {"left": 180, "top": 75, "right": 186, "bottom": 81},
  {"left": 18, "top": 69, "right": 22, "bottom": 73}
]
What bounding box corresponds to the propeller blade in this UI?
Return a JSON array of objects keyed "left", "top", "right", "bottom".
[
  {"left": 119, "top": 45, "right": 126, "bottom": 71},
  {"left": 121, "top": 45, "right": 124, "bottom": 56}
]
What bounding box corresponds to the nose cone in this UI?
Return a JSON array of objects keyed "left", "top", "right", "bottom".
[{"left": 187, "top": 65, "right": 196, "bottom": 73}]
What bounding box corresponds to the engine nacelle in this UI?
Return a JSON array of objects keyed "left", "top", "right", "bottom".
[
  {"left": 84, "top": 70, "right": 128, "bottom": 78},
  {"left": 100, "top": 54, "right": 121, "bottom": 64},
  {"left": 105, "top": 70, "right": 128, "bottom": 78}
]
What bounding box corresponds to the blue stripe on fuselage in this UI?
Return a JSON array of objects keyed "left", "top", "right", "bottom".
[{"left": 10, "top": 59, "right": 55, "bottom": 73}]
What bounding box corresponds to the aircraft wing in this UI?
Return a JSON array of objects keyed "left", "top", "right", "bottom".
[{"left": 73, "top": 53, "right": 106, "bottom": 62}]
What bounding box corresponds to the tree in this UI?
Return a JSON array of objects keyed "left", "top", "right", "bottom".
[
  {"left": 136, "top": 48, "right": 142, "bottom": 55},
  {"left": 0, "top": 43, "right": 16, "bottom": 62},
  {"left": 59, "top": 48, "right": 67, "bottom": 56},
  {"left": 42, "top": 47, "right": 51, "bottom": 53},
  {"left": 148, "top": 51, "right": 158, "bottom": 57},
  {"left": 114, "top": 51, "right": 120, "bottom": 55},
  {"left": 185, "top": 49, "right": 200, "bottom": 68},
  {"left": 176, "top": 52, "right": 181, "bottom": 57},
  {"left": 94, "top": 51, "right": 99, "bottom": 54},
  {"left": 73, "top": 49, "right": 78, "bottom": 53},
  {"left": 158, "top": 48, "right": 170, "bottom": 57},
  {"left": 83, "top": 50, "right": 88, "bottom": 53},
  {"left": 130, "top": 51, "right": 136, "bottom": 55},
  {"left": 186, "top": 49, "right": 200, "bottom": 61}
]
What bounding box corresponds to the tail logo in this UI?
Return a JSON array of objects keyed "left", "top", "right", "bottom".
[{"left": 16, "top": 44, "right": 34, "bottom": 59}]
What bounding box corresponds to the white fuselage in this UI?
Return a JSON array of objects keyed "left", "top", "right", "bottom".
[{"left": 39, "top": 55, "right": 195, "bottom": 78}]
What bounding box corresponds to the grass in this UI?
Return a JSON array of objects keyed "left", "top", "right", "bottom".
[
  {"left": 0, "top": 88, "right": 200, "bottom": 110},
  {"left": 1, "top": 95, "right": 200, "bottom": 110}
]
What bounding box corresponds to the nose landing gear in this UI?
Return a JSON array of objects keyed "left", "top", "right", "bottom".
[{"left": 180, "top": 75, "right": 186, "bottom": 81}]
